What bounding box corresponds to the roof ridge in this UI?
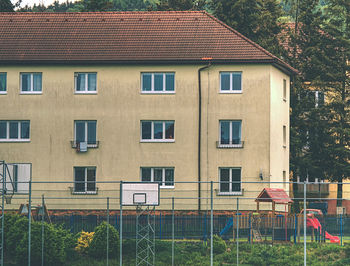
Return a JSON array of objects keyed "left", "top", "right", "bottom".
[{"left": 0, "top": 11, "right": 205, "bottom": 15}]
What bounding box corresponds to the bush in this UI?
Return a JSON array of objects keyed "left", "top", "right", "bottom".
[
  {"left": 88, "top": 222, "right": 119, "bottom": 259},
  {"left": 212, "top": 235, "right": 226, "bottom": 254}
]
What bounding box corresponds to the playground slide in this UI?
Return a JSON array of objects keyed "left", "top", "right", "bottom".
[
  {"left": 220, "top": 217, "right": 233, "bottom": 236},
  {"left": 306, "top": 217, "right": 340, "bottom": 244}
]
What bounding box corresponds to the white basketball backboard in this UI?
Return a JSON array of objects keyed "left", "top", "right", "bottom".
[{"left": 121, "top": 182, "right": 159, "bottom": 206}]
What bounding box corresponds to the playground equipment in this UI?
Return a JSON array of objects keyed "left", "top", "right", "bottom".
[{"left": 301, "top": 209, "right": 340, "bottom": 244}]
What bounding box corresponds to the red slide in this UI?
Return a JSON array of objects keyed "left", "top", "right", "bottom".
[{"left": 306, "top": 217, "right": 340, "bottom": 244}]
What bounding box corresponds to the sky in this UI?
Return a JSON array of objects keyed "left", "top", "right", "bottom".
[{"left": 13, "top": 0, "right": 77, "bottom": 8}]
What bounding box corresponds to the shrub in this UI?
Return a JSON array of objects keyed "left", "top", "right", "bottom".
[
  {"left": 212, "top": 235, "right": 227, "bottom": 254},
  {"left": 76, "top": 230, "right": 94, "bottom": 254},
  {"left": 88, "top": 222, "right": 119, "bottom": 259}
]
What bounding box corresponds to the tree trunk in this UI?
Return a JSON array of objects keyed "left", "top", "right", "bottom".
[{"left": 337, "top": 181, "right": 343, "bottom": 207}]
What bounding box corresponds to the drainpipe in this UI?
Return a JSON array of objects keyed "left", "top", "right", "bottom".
[{"left": 198, "top": 59, "right": 211, "bottom": 213}]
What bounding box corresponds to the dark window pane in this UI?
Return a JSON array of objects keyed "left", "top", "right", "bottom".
[
  {"left": 0, "top": 122, "right": 6, "bottom": 139},
  {"left": 9, "top": 122, "right": 18, "bottom": 139},
  {"left": 0, "top": 73, "right": 6, "bottom": 91},
  {"left": 231, "top": 169, "right": 241, "bottom": 192},
  {"left": 220, "top": 121, "right": 230, "bottom": 144},
  {"left": 87, "top": 168, "right": 96, "bottom": 191},
  {"left": 165, "top": 169, "right": 174, "bottom": 186},
  {"left": 141, "top": 168, "right": 151, "bottom": 182},
  {"left": 232, "top": 121, "right": 241, "bottom": 144},
  {"left": 153, "top": 122, "right": 163, "bottom": 139},
  {"left": 74, "top": 167, "right": 85, "bottom": 192},
  {"left": 232, "top": 73, "right": 241, "bottom": 91},
  {"left": 165, "top": 122, "right": 174, "bottom": 139},
  {"left": 154, "top": 169, "right": 163, "bottom": 184},
  {"left": 221, "top": 73, "right": 230, "bottom": 91},
  {"left": 165, "top": 74, "right": 174, "bottom": 91},
  {"left": 33, "top": 73, "right": 42, "bottom": 91},
  {"left": 154, "top": 74, "right": 163, "bottom": 91},
  {"left": 220, "top": 168, "right": 230, "bottom": 192},
  {"left": 20, "top": 121, "right": 30, "bottom": 139},
  {"left": 76, "top": 74, "right": 85, "bottom": 91},
  {"left": 88, "top": 74, "right": 96, "bottom": 91},
  {"left": 142, "top": 74, "right": 152, "bottom": 91},
  {"left": 75, "top": 122, "right": 85, "bottom": 142},
  {"left": 21, "top": 74, "right": 30, "bottom": 91},
  {"left": 87, "top": 121, "right": 96, "bottom": 144},
  {"left": 318, "top": 92, "right": 324, "bottom": 105},
  {"left": 141, "top": 122, "right": 152, "bottom": 139},
  {"left": 13, "top": 165, "right": 18, "bottom": 192}
]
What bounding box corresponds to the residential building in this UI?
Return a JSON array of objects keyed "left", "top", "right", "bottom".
[{"left": 0, "top": 11, "right": 295, "bottom": 211}]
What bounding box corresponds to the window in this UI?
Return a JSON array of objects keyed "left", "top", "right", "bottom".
[
  {"left": 283, "top": 79, "right": 287, "bottom": 101},
  {"left": 0, "top": 163, "right": 31, "bottom": 194},
  {"left": 219, "top": 168, "right": 241, "bottom": 194},
  {"left": 141, "top": 121, "right": 174, "bottom": 142},
  {"left": 74, "top": 121, "right": 97, "bottom": 147},
  {"left": 219, "top": 120, "right": 242, "bottom": 147},
  {"left": 74, "top": 167, "right": 96, "bottom": 193},
  {"left": 0, "top": 73, "right": 6, "bottom": 93},
  {"left": 20, "top": 73, "right": 42, "bottom": 93},
  {"left": 283, "top": 125, "right": 286, "bottom": 148},
  {"left": 141, "top": 167, "right": 174, "bottom": 188},
  {"left": 75, "top": 73, "right": 97, "bottom": 93},
  {"left": 141, "top": 73, "right": 175, "bottom": 93},
  {"left": 220, "top": 72, "right": 242, "bottom": 92},
  {"left": 0, "top": 121, "right": 30, "bottom": 141}
]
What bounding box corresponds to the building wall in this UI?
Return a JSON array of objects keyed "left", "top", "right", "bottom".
[{"left": 0, "top": 64, "right": 289, "bottom": 210}]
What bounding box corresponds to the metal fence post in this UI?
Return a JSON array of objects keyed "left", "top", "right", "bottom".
[
  {"left": 119, "top": 182, "right": 123, "bottom": 266},
  {"left": 41, "top": 195, "right": 45, "bottom": 266},
  {"left": 28, "top": 180, "right": 32, "bottom": 266},
  {"left": 172, "top": 197, "right": 174, "bottom": 266},
  {"left": 1, "top": 161, "right": 5, "bottom": 266},
  {"left": 303, "top": 181, "right": 306, "bottom": 266},
  {"left": 340, "top": 214, "right": 343, "bottom": 246},
  {"left": 236, "top": 198, "right": 239, "bottom": 266},
  {"left": 210, "top": 181, "right": 213, "bottom": 266},
  {"left": 107, "top": 197, "right": 109, "bottom": 266}
]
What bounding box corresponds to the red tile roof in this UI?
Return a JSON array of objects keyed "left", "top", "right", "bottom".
[
  {"left": 256, "top": 188, "right": 293, "bottom": 204},
  {"left": 0, "top": 11, "right": 296, "bottom": 73}
]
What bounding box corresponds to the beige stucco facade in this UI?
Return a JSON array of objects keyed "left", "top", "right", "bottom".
[{"left": 0, "top": 63, "right": 290, "bottom": 211}]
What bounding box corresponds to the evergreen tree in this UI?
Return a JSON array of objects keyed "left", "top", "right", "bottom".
[
  {"left": 0, "top": 0, "right": 15, "bottom": 11},
  {"left": 156, "top": 0, "right": 205, "bottom": 11}
]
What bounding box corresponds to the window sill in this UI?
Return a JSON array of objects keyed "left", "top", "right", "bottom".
[
  {"left": 217, "top": 189, "right": 244, "bottom": 196},
  {"left": 216, "top": 141, "right": 244, "bottom": 149},
  {"left": 141, "top": 91, "right": 175, "bottom": 94},
  {"left": 283, "top": 145, "right": 287, "bottom": 148},
  {"left": 69, "top": 187, "right": 98, "bottom": 195},
  {"left": 0, "top": 91, "right": 7, "bottom": 94},
  {"left": 160, "top": 186, "right": 174, "bottom": 189},
  {"left": 140, "top": 139, "right": 175, "bottom": 143},
  {"left": 283, "top": 98, "right": 287, "bottom": 102},
  {"left": 71, "top": 141, "right": 99, "bottom": 148},
  {"left": 0, "top": 139, "right": 30, "bottom": 143},
  {"left": 75, "top": 91, "right": 97, "bottom": 95},
  {"left": 219, "top": 91, "right": 242, "bottom": 94},
  {"left": 20, "top": 92, "right": 42, "bottom": 95}
]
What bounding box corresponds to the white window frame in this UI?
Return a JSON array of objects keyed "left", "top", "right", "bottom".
[
  {"left": 218, "top": 167, "right": 242, "bottom": 195},
  {"left": 20, "top": 73, "right": 42, "bottom": 94},
  {"left": 219, "top": 72, "right": 242, "bottom": 93},
  {"left": 0, "top": 121, "right": 30, "bottom": 142},
  {"left": 218, "top": 120, "right": 242, "bottom": 148},
  {"left": 74, "top": 72, "right": 97, "bottom": 94},
  {"left": 140, "top": 120, "right": 175, "bottom": 142},
  {"left": 140, "top": 167, "right": 175, "bottom": 188},
  {"left": 0, "top": 72, "right": 6, "bottom": 94},
  {"left": 74, "top": 120, "right": 97, "bottom": 147},
  {"left": 141, "top": 72, "right": 175, "bottom": 94},
  {"left": 73, "top": 166, "right": 97, "bottom": 194}
]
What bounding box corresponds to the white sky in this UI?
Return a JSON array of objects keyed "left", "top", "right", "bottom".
[{"left": 13, "top": 0, "right": 77, "bottom": 8}]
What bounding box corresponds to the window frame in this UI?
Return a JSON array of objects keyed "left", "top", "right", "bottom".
[
  {"left": 283, "top": 125, "right": 287, "bottom": 148},
  {"left": 218, "top": 167, "right": 242, "bottom": 195},
  {"left": 283, "top": 79, "right": 287, "bottom": 101},
  {"left": 74, "top": 72, "right": 97, "bottom": 94},
  {"left": 0, "top": 120, "right": 30, "bottom": 142},
  {"left": 0, "top": 72, "right": 7, "bottom": 94},
  {"left": 73, "top": 166, "right": 97, "bottom": 194},
  {"left": 140, "top": 120, "right": 175, "bottom": 142},
  {"left": 20, "top": 72, "right": 42, "bottom": 94},
  {"left": 141, "top": 72, "right": 175, "bottom": 94},
  {"left": 140, "top": 167, "right": 175, "bottom": 188},
  {"left": 74, "top": 120, "right": 97, "bottom": 147},
  {"left": 219, "top": 72, "right": 242, "bottom": 93},
  {"left": 218, "top": 120, "right": 243, "bottom": 148}
]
